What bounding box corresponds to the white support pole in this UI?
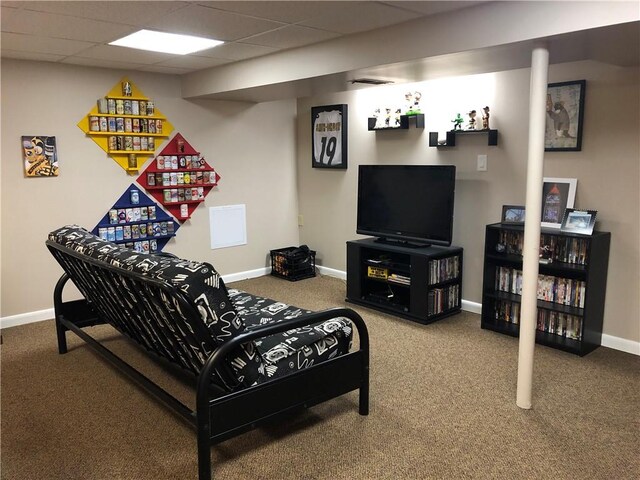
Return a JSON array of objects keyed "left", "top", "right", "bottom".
[{"left": 516, "top": 44, "right": 549, "bottom": 410}]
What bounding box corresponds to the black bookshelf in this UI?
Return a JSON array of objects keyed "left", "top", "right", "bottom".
[
  {"left": 481, "top": 223, "right": 611, "bottom": 356},
  {"left": 346, "top": 238, "right": 463, "bottom": 324}
]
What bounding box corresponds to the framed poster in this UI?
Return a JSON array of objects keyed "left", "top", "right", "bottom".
[
  {"left": 541, "top": 177, "right": 577, "bottom": 228},
  {"left": 560, "top": 208, "right": 597, "bottom": 235},
  {"left": 312, "top": 104, "right": 347, "bottom": 169},
  {"left": 545, "top": 80, "right": 586, "bottom": 151},
  {"left": 22, "top": 135, "right": 59, "bottom": 177}
]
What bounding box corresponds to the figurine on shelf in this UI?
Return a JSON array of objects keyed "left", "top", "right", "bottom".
[
  {"left": 482, "top": 106, "right": 490, "bottom": 130},
  {"left": 467, "top": 110, "right": 477, "bottom": 130},
  {"left": 384, "top": 108, "right": 392, "bottom": 128},
  {"left": 451, "top": 113, "right": 464, "bottom": 130},
  {"left": 405, "top": 91, "right": 422, "bottom": 115},
  {"left": 122, "top": 81, "right": 132, "bottom": 97},
  {"left": 372, "top": 108, "right": 381, "bottom": 129},
  {"left": 394, "top": 108, "right": 402, "bottom": 127}
]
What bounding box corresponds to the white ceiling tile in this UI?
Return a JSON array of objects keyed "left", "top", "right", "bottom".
[
  {"left": 17, "top": 1, "right": 190, "bottom": 27},
  {"left": 0, "top": 32, "right": 95, "bottom": 56},
  {"left": 1, "top": 49, "right": 66, "bottom": 62},
  {"left": 153, "top": 55, "right": 231, "bottom": 69},
  {"left": 383, "top": 1, "right": 483, "bottom": 16},
  {"left": 1, "top": 8, "right": 137, "bottom": 43},
  {"left": 243, "top": 25, "right": 340, "bottom": 49},
  {"left": 300, "top": 2, "right": 420, "bottom": 34},
  {"left": 146, "top": 4, "right": 284, "bottom": 42},
  {"left": 136, "top": 64, "right": 194, "bottom": 75},
  {"left": 76, "top": 44, "right": 177, "bottom": 65},
  {"left": 196, "top": 42, "right": 278, "bottom": 60},
  {"left": 60, "top": 56, "right": 150, "bottom": 71},
  {"left": 198, "top": 1, "right": 357, "bottom": 24}
]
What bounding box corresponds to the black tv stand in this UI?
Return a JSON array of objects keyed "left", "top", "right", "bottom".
[
  {"left": 374, "top": 237, "right": 431, "bottom": 248},
  {"left": 346, "top": 238, "right": 463, "bottom": 324}
]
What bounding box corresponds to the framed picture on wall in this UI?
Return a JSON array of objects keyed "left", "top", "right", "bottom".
[
  {"left": 541, "top": 177, "right": 577, "bottom": 228},
  {"left": 311, "top": 104, "right": 348, "bottom": 169},
  {"left": 22, "top": 135, "right": 59, "bottom": 177},
  {"left": 545, "top": 80, "right": 586, "bottom": 151}
]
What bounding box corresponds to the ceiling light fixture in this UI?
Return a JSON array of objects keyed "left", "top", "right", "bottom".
[{"left": 109, "top": 30, "right": 223, "bottom": 55}]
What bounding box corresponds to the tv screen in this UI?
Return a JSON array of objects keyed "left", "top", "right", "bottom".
[{"left": 356, "top": 165, "right": 456, "bottom": 246}]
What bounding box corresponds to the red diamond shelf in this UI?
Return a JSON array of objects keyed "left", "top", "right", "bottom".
[{"left": 137, "top": 133, "right": 221, "bottom": 222}]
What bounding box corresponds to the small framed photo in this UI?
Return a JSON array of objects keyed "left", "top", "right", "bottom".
[
  {"left": 502, "top": 205, "right": 526, "bottom": 224},
  {"left": 311, "top": 104, "right": 348, "bottom": 169},
  {"left": 545, "top": 80, "right": 586, "bottom": 151},
  {"left": 541, "top": 177, "right": 577, "bottom": 228},
  {"left": 23, "top": 135, "right": 59, "bottom": 177},
  {"left": 560, "top": 208, "right": 597, "bottom": 235}
]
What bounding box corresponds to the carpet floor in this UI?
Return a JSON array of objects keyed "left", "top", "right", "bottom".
[{"left": 1, "top": 274, "right": 638, "bottom": 479}]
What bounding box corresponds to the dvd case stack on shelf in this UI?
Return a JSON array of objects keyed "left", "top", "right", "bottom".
[
  {"left": 428, "top": 254, "right": 460, "bottom": 285},
  {"left": 497, "top": 229, "right": 590, "bottom": 265},
  {"left": 493, "top": 299, "right": 583, "bottom": 340},
  {"left": 494, "top": 267, "right": 586, "bottom": 308},
  {"left": 427, "top": 284, "right": 460, "bottom": 317}
]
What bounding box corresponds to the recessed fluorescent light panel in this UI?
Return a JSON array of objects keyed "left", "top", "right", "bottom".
[{"left": 110, "top": 30, "right": 223, "bottom": 55}]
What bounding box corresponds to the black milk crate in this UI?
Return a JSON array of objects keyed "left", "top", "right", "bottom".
[{"left": 270, "top": 247, "right": 316, "bottom": 281}]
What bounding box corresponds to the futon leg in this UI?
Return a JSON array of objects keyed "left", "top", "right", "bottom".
[
  {"left": 55, "top": 316, "right": 68, "bottom": 354},
  {"left": 197, "top": 423, "right": 212, "bottom": 480},
  {"left": 359, "top": 379, "right": 369, "bottom": 416}
]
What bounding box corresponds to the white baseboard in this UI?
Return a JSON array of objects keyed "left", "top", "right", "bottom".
[
  {"left": 317, "top": 265, "right": 347, "bottom": 280},
  {"left": 461, "top": 300, "right": 482, "bottom": 315},
  {"left": 1, "top": 308, "right": 55, "bottom": 329},
  {"left": 3, "top": 268, "right": 639, "bottom": 357},
  {"left": 222, "top": 267, "right": 270, "bottom": 284},
  {"left": 601, "top": 334, "right": 640, "bottom": 356}
]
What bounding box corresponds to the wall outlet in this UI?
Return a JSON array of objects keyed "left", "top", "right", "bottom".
[
  {"left": 298, "top": 214, "right": 304, "bottom": 226},
  {"left": 477, "top": 154, "right": 488, "bottom": 171}
]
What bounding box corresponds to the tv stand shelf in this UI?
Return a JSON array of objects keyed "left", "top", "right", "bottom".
[{"left": 346, "top": 238, "right": 463, "bottom": 324}]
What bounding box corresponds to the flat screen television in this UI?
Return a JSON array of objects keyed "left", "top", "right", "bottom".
[{"left": 356, "top": 165, "right": 456, "bottom": 247}]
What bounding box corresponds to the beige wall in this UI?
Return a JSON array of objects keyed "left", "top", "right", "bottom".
[
  {"left": 296, "top": 60, "right": 639, "bottom": 343},
  {"left": 0, "top": 59, "right": 299, "bottom": 317}
]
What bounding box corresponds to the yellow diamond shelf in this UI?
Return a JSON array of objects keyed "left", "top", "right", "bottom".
[{"left": 78, "top": 76, "right": 174, "bottom": 174}]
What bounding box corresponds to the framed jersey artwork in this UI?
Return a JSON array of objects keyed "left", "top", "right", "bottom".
[{"left": 311, "top": 104, "right": 348, "bottom": 169}]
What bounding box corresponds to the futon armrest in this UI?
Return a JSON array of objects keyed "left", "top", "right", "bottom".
[{"left": 196, "top": 308, "right": 369, "bottom": 396}]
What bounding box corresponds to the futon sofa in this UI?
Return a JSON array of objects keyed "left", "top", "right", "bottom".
[{"left": 47, "top": 225, "right": 369, "bottom": 480}]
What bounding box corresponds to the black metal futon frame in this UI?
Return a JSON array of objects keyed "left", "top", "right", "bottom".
[{"left": 47, "top": 240, "right": 369, "bottom": 480}]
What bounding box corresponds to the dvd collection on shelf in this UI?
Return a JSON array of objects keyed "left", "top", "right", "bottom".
[
  {"left": 498, "top": 230, "right": 590, "bottom": 265},
  {"left": 428, "top": 284, "right": 460, "bottom": 317},
  {"left": 495, "top": 266, "right": 586, "bottom": 308},
  {"left": 428, "top": 255, "right": 460, "bottom": 285},
  {"left": 493, "top": 299, "right": 583, "bottom": 340}
]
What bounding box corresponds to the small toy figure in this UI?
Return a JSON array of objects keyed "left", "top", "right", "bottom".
[
  {"left": 405, "top": 91, "right": 422, "bottom": 115},
  {"left": 451, "top": 113, "right": 464, "bottom": 130},
  {"left": 394, "top": 108, "right": 402, "bottom": 127},
  {"left": 482, "top": 106, "right": 490, "bottom": 130},
  {"left": 467, "top": 110, "right": 477, "bottom": 130},
  {"left": 384, "top": 108, "right": 391, "bottom": 128},
  {"left": 373, "top": 108, "right": 385, "bottom": 129}
]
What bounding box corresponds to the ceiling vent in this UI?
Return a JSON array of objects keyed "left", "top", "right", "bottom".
[{"left": 349, "top": 78, "right": 394, "bottom": 85}]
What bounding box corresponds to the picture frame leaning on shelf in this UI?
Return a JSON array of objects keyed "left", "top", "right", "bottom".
[
  {"left": 501, "top": 205, "right": 526, "bottom": 224},
  {"left": 560, "top": 208, "right": 597, "bottom": 235},
  {"left": 541, "top": 177, "right": 577, "bottom": 228}
]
